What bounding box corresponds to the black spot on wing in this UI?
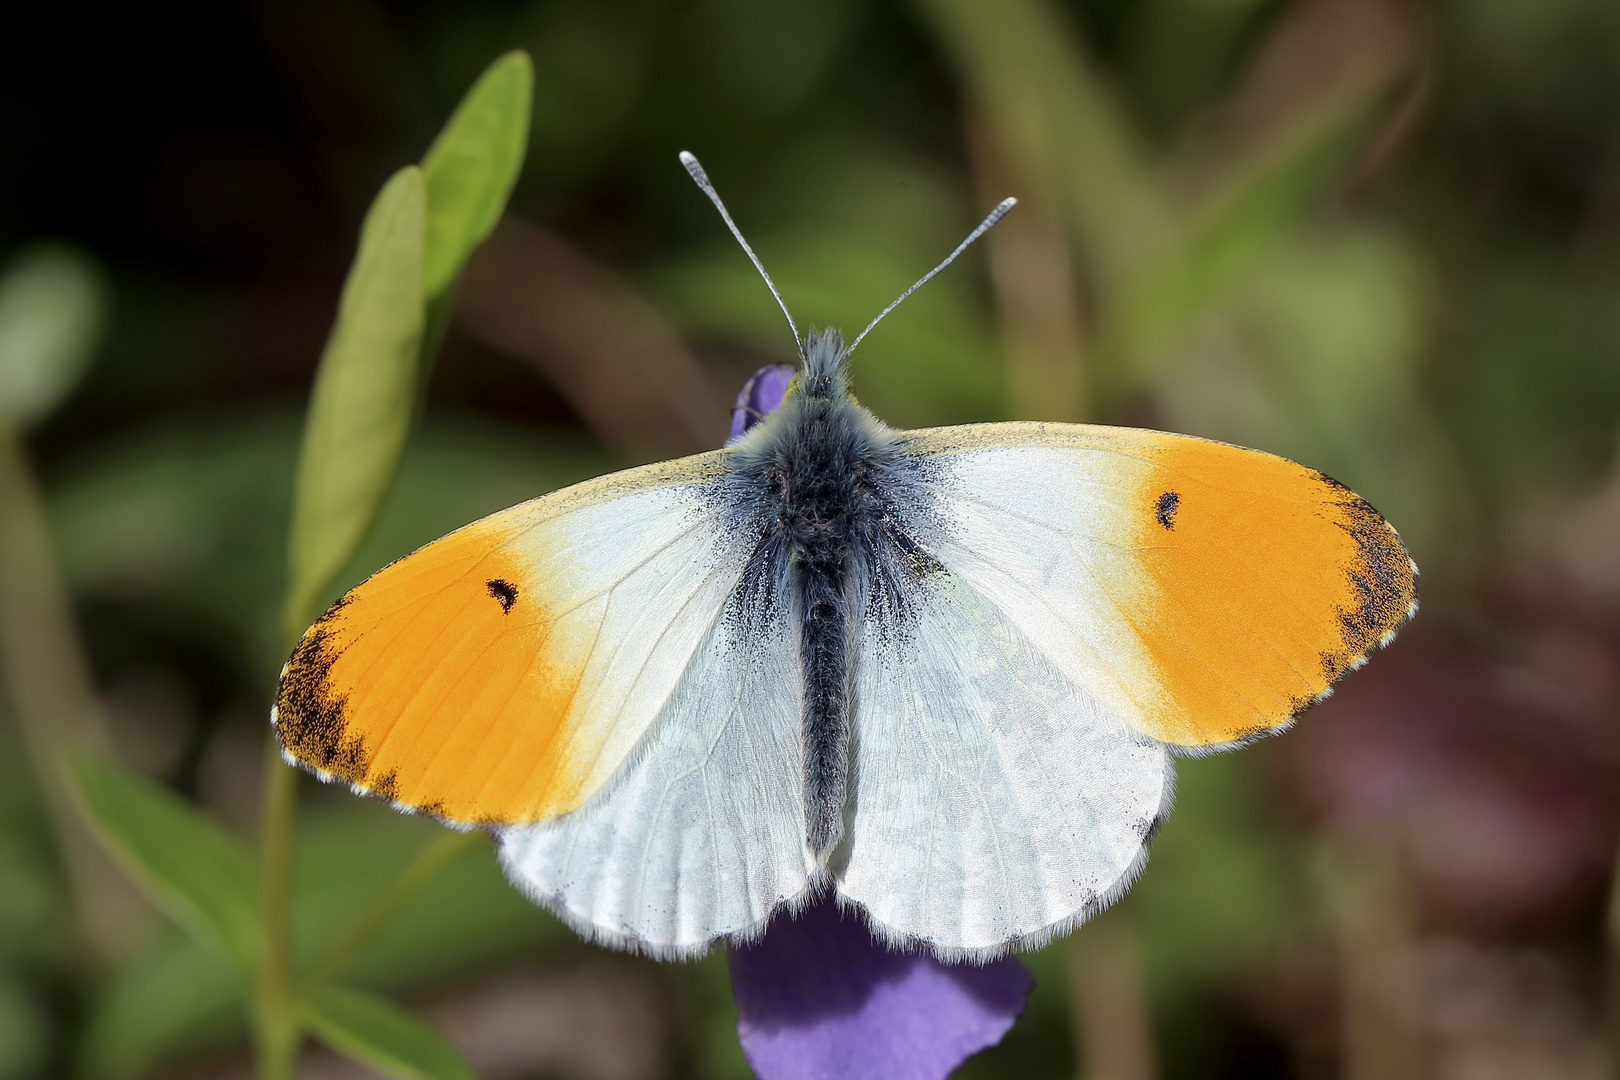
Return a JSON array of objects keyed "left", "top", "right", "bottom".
[
  {"left": 486, "top": 578, "right": 518, "bottom": 614},
  {"left": 1155, "top": 490, "right": 1180, "bottom": 530}
]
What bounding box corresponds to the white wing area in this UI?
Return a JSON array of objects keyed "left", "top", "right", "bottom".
[
  {"left": 485, "top": 477, "right": 759, "bottom": 808},
  {"left": 835, "top": 572, "right": 1173, "bottom": 959},
  {"left": 497, "top": 590, "right": 815, "bottom": 958},
  {"left": 905, "top": 433, "right": 1165, "bottom": 734}
]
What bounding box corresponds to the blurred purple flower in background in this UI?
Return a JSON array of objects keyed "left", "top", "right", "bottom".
[
  {"left": 722, "top": 364, "right": 1033, "bottom": 1079},
  {"left": 1280, "top": 599, "right": 1620, "bottom": 931}
]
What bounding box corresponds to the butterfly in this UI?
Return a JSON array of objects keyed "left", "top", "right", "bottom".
[{"left": 273, "top": 152, "right": 1417, "bottom": 960}]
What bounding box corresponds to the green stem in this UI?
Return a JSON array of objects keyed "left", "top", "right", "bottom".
[
  {"left": 1067, "top": 904, "right": 1157, "bottom": 1080},
  {"left": 255, "top": 735, "right": 300, "bottom": 1080},
  {"left": 1316, "top": 833, "right": 1423, "bottom": 1080},
  {"left": 300, "top": 830, "right": 480, "bottom": 994}
]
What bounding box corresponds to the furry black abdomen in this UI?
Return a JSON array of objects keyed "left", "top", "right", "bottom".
[{"left": 727, "top": 329, "right": 899, "bottom": 856}]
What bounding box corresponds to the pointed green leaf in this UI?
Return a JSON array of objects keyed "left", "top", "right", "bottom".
[
  {"left": 0, "top": 245, "right": 108, "bottom": 426},
  {"left": 67, "top": 756, "right": 260, "bottom": 969},
  {"left": 420, "top": 50, "right": 533, "bottom": 303},
  {"left": 300, "top": 986, "right": 473, "bottom": 1080},
  {"left": 285, "top": 166, "right": 427, "bottom": 637}
]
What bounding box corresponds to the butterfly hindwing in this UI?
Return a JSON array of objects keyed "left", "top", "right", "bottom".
[
  {"left": 837, "top": 565, "right": 1173, "bottom": 957},
  {"left": 498, "top": 567, "right": 813, "bottom": 957}
]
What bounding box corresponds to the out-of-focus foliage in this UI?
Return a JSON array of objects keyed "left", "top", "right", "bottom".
[
  {"left": 0, "top": 723, "right": 64, "bottom": 1080},
  {"left": 76, "top": 802, "right": 574, "bottom": 1080},
  {"left": 284, "top": 164, "right": 427, "bottom": 637},
  {"left": 1, "top": 0, "right": 1618, "bottom": 1076},
  {"left": 420, "top": 53, "right": 534, "bottom": 304},
  {"left": 70, "top": 755, "right": 261, "bottom": 969},
  {"left": 0, "top": 248, "right": 108, "bottom": 427},
  {"left": 296, "top": 986, "right": 473, "bottom": 1080}
]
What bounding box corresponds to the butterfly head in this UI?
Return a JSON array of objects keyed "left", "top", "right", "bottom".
[{"left": 795, "top": 329, "right": 851, "bottom": 401}]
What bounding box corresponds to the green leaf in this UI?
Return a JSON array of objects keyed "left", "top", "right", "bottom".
[
  {"left": 299, "top": 986, "right": 473, "bottom": 1080},
  {"left": 0, "top": 245, "right": 108, "bottom": 426},
  {"left": 67, "top": 756, "right": 259, "bottom": 969},
  {"left": 284, "top": 166, "right": 427, "bottom": 637},
  {"left": 420, "top": 50, "right": 533, "bottom": 302}
]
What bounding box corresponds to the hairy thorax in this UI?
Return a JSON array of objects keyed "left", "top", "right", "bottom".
[{"left": 728, "top": 329, "right": 903, "bottom": 856}]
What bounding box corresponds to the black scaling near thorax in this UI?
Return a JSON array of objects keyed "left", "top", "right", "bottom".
[{"left": 729, "top": 329, "right": 898, "bottom": 856}]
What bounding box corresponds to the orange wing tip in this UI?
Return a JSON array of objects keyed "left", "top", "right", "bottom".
[
  {"left": 275, "top": 623, "right": 502, "bottom": 834},
  {"left": 273, "top": 601, "right": 392, "bottom": 794},
  {"left": 1139, "top": 461, "right": 1417, "bottom": 751},
  {"left": 1296, "top": 577, "right": 1416, "bottom": 709},
  {"left": 277, "top": 717, "right": 487, "bottom": 834},
  {"left": 1300, "top": 525, "right": 1418, "bottom": 699},
  {"left": 1312, "top": 480, "right": 1418, "bottom": 682}
]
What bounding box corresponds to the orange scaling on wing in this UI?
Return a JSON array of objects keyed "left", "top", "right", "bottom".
[
  {"left": 1123, "top": 436, "right": 1416, "bottom": 748},
  {"left": 274, "top": 519, "right": 596, "bottom": 825}
]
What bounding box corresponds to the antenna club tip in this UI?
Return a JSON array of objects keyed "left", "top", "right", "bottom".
[
  {"left": 679, "top": 151, "right": 708, "bottom": 183},
  {"left": 1001, "top": 196, "right": 1017, "bottom": 209}
]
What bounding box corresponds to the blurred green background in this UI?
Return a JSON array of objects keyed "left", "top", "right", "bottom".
[{"left": 4, "top": 0, "right": 1620, "bottom": 1077}]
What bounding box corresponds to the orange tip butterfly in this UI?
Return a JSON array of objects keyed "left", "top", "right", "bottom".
[{"left": 273, "top": 152, "right": 1417, "bottom": 960}]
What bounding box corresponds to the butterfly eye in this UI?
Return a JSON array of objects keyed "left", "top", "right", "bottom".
[{"left": 1155, "top": 491, "right": 1180, "bottom": 530}]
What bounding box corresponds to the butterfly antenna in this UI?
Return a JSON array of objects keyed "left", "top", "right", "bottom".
[
  {"left": 679, "top": 151, "right": 804, "bottom": 357},
  {"left": 848, "top": 197, "right": 1017, "bottom": 355}
]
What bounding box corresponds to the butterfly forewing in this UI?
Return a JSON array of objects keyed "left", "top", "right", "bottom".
[
  {"left": 273, "top": 451, "right": 752, "bottom": 825},
  {"left": 901, "top": 423, "right": 1418, "bottom": 749}
]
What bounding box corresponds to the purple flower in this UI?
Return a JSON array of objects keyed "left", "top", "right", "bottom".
[
  {"left": 729, "top": 895, "right": 1033, "bottom": 1080},
  {"left": 728, "top": 363, "right": 796, "bottom": 443},
  {"left": 721, "top": 364, "right": 1033, "bottom": 1079}
]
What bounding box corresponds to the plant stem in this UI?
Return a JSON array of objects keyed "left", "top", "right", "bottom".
[
  {"left": 300, "top": 830, "right": 481, "bottom": 994},
  {"left": 965, "top": 108, "right": 1090, "bottom": 424},
  {"left": 1067, "top": 903, "right": 1158, "bottom": 1080},
  {"left": 255, "top": 734, "right": 300, "bottom": 1079},
  {"left": 1316, "top": 833, "right": 1423, "bottom": 1080}
]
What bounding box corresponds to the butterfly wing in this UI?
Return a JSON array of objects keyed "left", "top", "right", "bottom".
[
  {"left": 276, "top": 451, "right": 816, "bottom": 955},
  {"left": 902, "top": 422, "right": 1417, "bottom": 747},
  {"left": 498, "top": 565, "right": 814, "bottom": 957},
  {"left": 275, "top": 452, "right": 761, "bottom": 826},
  {"left": 836, "top": 422, "right": 1415, "bottom": 954},
  {"left": 836, "top": 568, "right": 1173, "bottom": 957}
]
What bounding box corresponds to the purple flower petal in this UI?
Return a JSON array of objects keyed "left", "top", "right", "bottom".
[
  {"left": 729, "top": 895, "right": 1033, "bottom": 1080},
  {"left": 728, "top": 363, "right": 796, "bottom": 443}
]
